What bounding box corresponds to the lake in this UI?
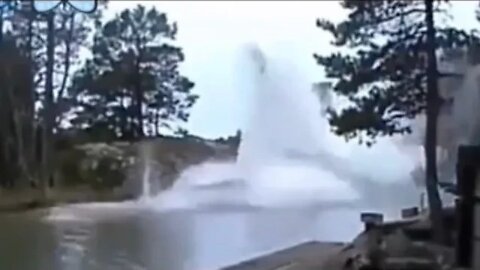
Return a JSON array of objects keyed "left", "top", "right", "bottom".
[{"left": 0, "top": 203, "right": 365, "bottom": 270}]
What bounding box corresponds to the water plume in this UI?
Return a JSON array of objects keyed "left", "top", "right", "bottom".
[{"left": 147, "top": 42, "right": 418, "bottom": 222}]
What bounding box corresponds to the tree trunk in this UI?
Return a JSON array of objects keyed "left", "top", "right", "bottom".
[
  {"left": 26, "top": 9, "right": 36, "bottom": 187},
  {"left": 134, "top": 71, "right": 144, "bottom": 138},
  {"left": 41, "top": 12, "right": 55, "bottom": 197},
  {"left": 0, "top": 10, "right": 4, "bottom": 43},
  {"left": 54, "top": 13, "right": 75, "bottom": 128},
  {"left": 120, "top": 91, "right": 130, "bottom": 139},
  {"left": 154, "top": 108, "right": 160, "bottom": 137},
  {"left": 424, "top": 0, "right": 446, "bottom": 244},
  {"left": 4, "top": 69, "right": 28, "bottom": 188},
  {"left": 135, "top": 92, "right": 143, "bottom": 138}
]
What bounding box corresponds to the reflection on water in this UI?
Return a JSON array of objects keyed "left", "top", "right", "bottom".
[{"left": 0, "top": 206, "right": 363, "bottom": 270}]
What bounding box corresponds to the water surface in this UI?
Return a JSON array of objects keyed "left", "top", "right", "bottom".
[{"left": 0, "top": 204, "right": 364, "bottom": 270}]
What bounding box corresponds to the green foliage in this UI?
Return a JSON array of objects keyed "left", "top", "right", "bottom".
[
  {"left": 0, "top": 2, "right": 198, "bottom": 190},
  {"left": 8, "top": 2, "right": 103, "bottom": 118},
  {"left": 89, "top": 155, "right": 125, "bottom": 190},
  {"left": 57, "top": 148, "right": 87, "bottom": 187},
  {"left": 68, "top": 5, "right": 198, "bottom": 140},
  {"left": 59, "top": 144, "right": 128, "bottom": 190},
  {"left": 0, "top": 36, "right": 36, "bottom": 188},
  {"left": 316, "top": 0, "right": 478, "bottom": 145},
  {"left": 0, "top": 1, "right": 105, "bottom": 189}
]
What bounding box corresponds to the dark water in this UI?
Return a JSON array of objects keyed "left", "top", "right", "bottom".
[{"left": 0, "top": 203, "right": 363, "bottom": 270}]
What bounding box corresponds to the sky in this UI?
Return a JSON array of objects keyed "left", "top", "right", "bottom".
[{"left": 102, "top": 1, "right": 479, "bottom": 139}]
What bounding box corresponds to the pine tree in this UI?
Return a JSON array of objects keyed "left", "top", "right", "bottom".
[
  {"left": 69, "top": 5, "right": 197, "bottom": 141},
  {"left": 0, "top": 1, "right": 104, "bottom": 190},
  {"left": 316, "top": 0, "right": 478, "bottom": 243}
]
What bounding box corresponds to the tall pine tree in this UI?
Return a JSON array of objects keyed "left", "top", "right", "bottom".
[
  {"left": 0, "top": 1, "right": 104, "bottom": 190},
  {"left": 316, "top": 0, "right": 478, "bottom": 243},
  {"left": 68, "top": 5, "right": 197, "bottom": 141}
]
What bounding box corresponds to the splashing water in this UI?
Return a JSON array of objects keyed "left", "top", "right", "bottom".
[
  {"left": 140, "top": 161, "right": 152, "bottom": 202},
  {"left": 138, "top": 142, "right": 155, "bottom": 203},
  {"left": 395, "top": 58, "right": 480, "bottom": 189},
  {"left": 237, "top": 44, "right": 327, "bottom": 177},
  {"left": 146, "top": 43, "right": 418, "bottom": 223}
]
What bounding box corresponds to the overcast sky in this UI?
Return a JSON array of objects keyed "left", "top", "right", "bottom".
[{"left": 103, "top": 1, "right": 479, "bottom": 139}]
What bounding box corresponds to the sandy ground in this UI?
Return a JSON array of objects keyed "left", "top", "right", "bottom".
[{"left": 221, "top": 241, "right": 345, "bottom": 270}]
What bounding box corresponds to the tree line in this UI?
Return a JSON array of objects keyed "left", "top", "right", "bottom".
[
  {"left": 0, "top": 2, "right": 197, "bottom": 193},
  {"left": 316, "top": 0, "right": 480, "bottom": 244}
]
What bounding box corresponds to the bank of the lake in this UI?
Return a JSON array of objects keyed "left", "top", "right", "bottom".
[{"left": 0, "top": 135, "right": 239, "bottom": 212}]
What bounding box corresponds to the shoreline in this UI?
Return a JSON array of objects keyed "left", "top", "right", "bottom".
[{"left": 0, "top": 186, "right": 132, "bottom": 214}]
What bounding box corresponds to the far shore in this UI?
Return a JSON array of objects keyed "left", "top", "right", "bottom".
[{"left": 0, "top": 186, "right": 134, "bottom": 214}]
